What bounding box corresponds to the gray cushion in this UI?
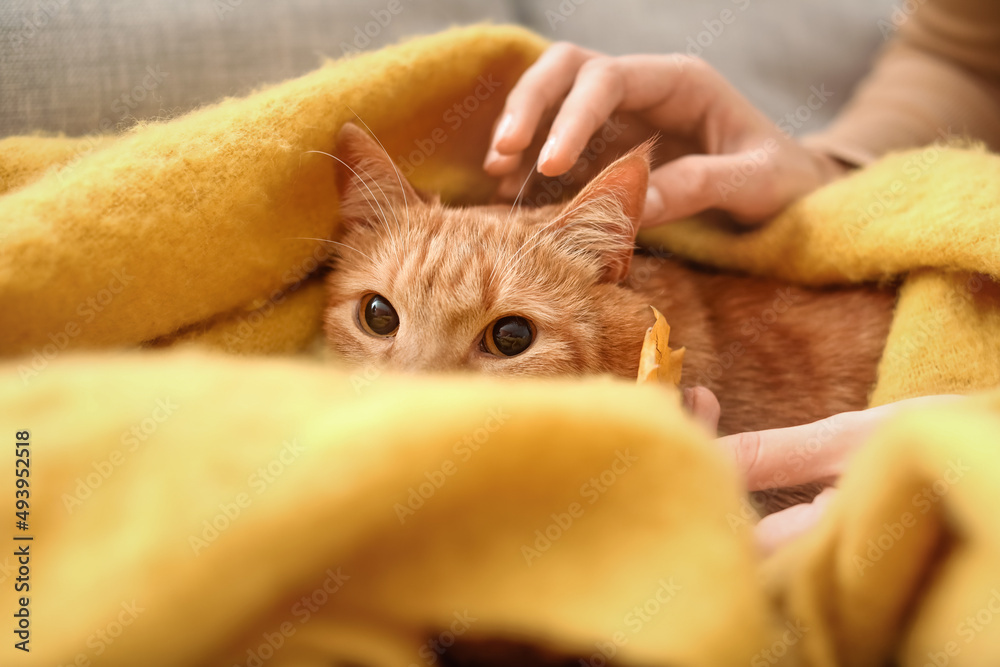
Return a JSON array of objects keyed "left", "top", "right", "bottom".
[
  {"left": 0, "top": 0, "right": 519, "bottom": 137},
  {"left": 1, "top": 0, "right": 898, "bottom": 138}
]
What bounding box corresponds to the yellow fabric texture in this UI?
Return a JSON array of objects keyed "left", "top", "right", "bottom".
[
  {"left": 641, "top": 145, "right": 1000, "bottom": 405},
  {"left": 0, "top": 25, "right": 545, "bottom": 358},
  {"left": 1, "top": 352, "right": 773, "bottom": 666},
  {"left": 2, "top": 23, "right": 1000, "bottom": 667},
  {"left": 5, "top": 352, "right": 999, "bottom": 667}
]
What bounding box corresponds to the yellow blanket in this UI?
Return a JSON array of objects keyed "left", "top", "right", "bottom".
[{"left": 2, "top": 24, "right": 1000, "bottom": 667}]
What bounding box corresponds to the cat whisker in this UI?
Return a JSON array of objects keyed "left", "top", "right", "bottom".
[
  {"left": 495, "top": 215, "right": 568, "bottom": 285},
  {"left": 486, "top": 157, "right": 541, "bottom": 291},
  {"left": 344, "top": 110, "right": 410, "bottom": 269},
  {"left": 346, "top": 159, "right": 407, "bottom": 264},
  {"left": 505, "top": 156, "right": 540, "bottom": 223},
  {"left": 303, "top": 150, "right": 398, "bottom": 252},
  {"left": 502, "top": 194, "right": 630, "bottom": 283},
  {"left": 544, "top": 184, "right": 629, "bottom": 229},
  {"left": 493, "top": 196, "right": 580, "bottom": 287},
  {"left": 346, "top": 108, "right": 412, "bottom": 236},
  {"left": 286, "top": 237, "right": 378, "bottom": 265}
]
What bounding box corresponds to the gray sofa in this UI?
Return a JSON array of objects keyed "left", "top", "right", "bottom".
[{"left": 2, "top": 0, "right": 897, "bottom": 139}]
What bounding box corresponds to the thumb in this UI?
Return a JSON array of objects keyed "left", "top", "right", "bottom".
[
  {"left": 639, "top": 151, "right": 783, "bottom": 227},
  {"left": 716, "top": 395, "right": 962, "bottom": 491},
  {"left": 715, "top": 414, "right": 860, "bottom": 492},
  {"left": 683, "top": 386, "right": 721, "bottom": 434}
]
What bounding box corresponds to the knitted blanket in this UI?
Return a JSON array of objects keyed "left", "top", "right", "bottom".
[{"left": 2, "top": 24, "right": 1000, "bottom": 667}]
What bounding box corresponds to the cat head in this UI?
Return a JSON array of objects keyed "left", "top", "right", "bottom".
[{"left": 323, "top": 122, "right": 653, "bottom": 377}]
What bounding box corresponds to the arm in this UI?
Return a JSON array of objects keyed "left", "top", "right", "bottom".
[{"left": 804, "top": 0, "right": 1000, "bottom": 165}]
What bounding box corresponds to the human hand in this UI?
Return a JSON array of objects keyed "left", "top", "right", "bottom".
[
  {"left": 484, "top": 43, "right": 849, "bottom": 226},
  {"left": 716, "top": 395, "right": 962, "bottom": 554}
]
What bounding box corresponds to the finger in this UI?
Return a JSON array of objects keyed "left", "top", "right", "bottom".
[
  {"left": 756, "top": 487, "right": 838, "bottom": 555},
  {"left": 716, "top": 395, "right": 962, "bottom": 491},
  {"left": 483, "top": 148, "right": 522, "bottom": 177},
  {"left": 539, "top": 54, "right": 720, "bottom": 177},
  {"left": 718, "top": 412, "right": 869, "bottom": 492},
  {"left": 629, "top": 54, "right": 763, "bottom": 140},
  {"left": 683, "top": 386, "right": 720, "bottom": 434},
  {"left": 537, "top": 57, "right": 626, "bottom": 176},
  {"left": 639, "top": 151, "right": 782, "bottom": 227},
  {"left": 491, "top": 43, "right": 600, "bottom": 156}
]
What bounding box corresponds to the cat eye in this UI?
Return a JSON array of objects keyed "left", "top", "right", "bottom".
[
  {"left": 358, "top": 293, "right": 399, "bottom": 337},
  {"left": 483, "top": 316, "right": 534, "bottom": 357}
]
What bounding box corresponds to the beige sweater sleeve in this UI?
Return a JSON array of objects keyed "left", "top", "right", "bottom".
[{"left": 804, "top": 0, "right": 1000, "bottom": 165}]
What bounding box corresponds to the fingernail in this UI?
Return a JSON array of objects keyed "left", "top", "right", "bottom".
[
  {"left": 642, "top": 187, "right": 665, "bottom": 225},
  {"left": 538, "top": 137, "right": 557, "bottom": 171},
  {"left": 494, "top": 113, "right": 514, "bottom": 142},
  {"left": 483, "top": 148, "right": 501, "bottom": 170}
]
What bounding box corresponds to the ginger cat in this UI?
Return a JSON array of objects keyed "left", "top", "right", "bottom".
[{"left": 324, "top": 123, "right": 895, "bottom": 436}]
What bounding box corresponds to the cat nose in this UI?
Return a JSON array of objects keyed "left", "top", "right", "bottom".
[
  {"left": 387, "top": 359, "right": 465, "bottom": 375},
  {"left": 385, "top": 343, "right": 465, "bottom": 375}
]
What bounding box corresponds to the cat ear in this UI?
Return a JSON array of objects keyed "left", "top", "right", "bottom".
[
  {"left": 335, "top": 122, "right": 420, "bottom": 227},
  {"left": 550, "top": 142, "right": 652, "bottom": 283}
]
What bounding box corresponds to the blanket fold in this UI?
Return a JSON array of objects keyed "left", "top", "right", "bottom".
[
  {"left": 763, "top": 392, "right": 1000, "bottom": 667},
  {"left": 641, "top": 145, "right": 1000, "bottom": 404},
  {"left": 1, "top": 352, "right": 774, "bottom": 667},
  {"left": 0, "top": 25, "right": 545, "bottom": 356},
  {"left": 3, "top": 23, "right": 1000, "bottom": 667},
  {"left": 3, "top": 353, "right": 1000, "bottom": 666}
]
